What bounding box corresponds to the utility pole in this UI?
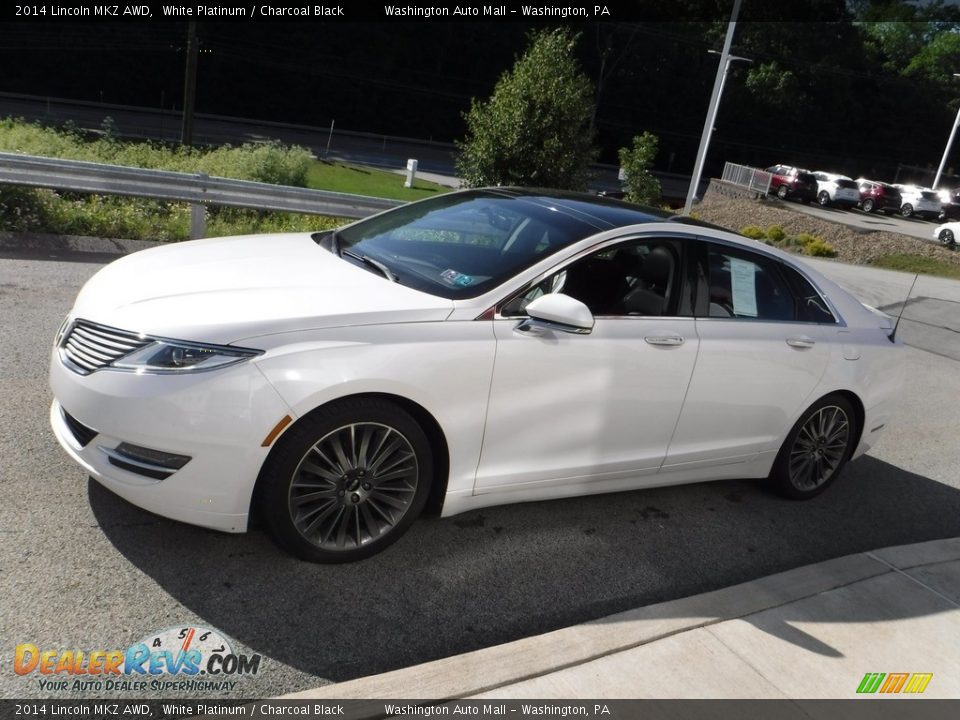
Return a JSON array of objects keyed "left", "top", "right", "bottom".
[
  {"left": 933, "top": 74, "right": 960, "bottom": 190},
  {"left": 683, "top": 0, "right": 742, "bottom": 215},
  {"left": 180, "top": 21, "right": 198, "bottom": 146}
]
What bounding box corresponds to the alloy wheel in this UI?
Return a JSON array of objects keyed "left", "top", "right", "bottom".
[
  {"left": 288, "top": 422, "right": 419, "bottom": 551},
  {"left": 788, "top": 405, "right": 850, "bottom": 492}
]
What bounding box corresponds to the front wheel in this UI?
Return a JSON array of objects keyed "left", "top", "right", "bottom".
[
  {"left": 861, "top": 198, "right": 875, "bottom": 213},
  {"left": 769, "top": 395, "right": 857, "bottom": 500},
  {"left": 901, "top": 203, "right": 914, "bottom": 218},
  {"left": 818, "top": 191, "right": 831, "bottom": 207},
  {"left": 777, "top": 184, "right": 789, "bottom": 200},
  {"left": 940, "top": 229, "right": 956, "bottom": 247},
  {"left": 260, "top": 397, "right": 433, "bottom": 562}
]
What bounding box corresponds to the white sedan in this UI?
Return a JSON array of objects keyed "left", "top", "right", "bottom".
[
  {"left": 933, "top": 221, "right": 960, "bottom": 247},
  {"left": 50, "top": 189, "right": 904, "bottom": 562}
]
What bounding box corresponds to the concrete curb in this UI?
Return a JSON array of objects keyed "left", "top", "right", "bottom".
[
  {"left": 281, "top": 538, "right": 960, "bottom": 701},
  {"left": 0, "top": 230, "right": 161, "bottom": 256}
]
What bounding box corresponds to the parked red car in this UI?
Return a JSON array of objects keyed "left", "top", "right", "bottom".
[
  {"left": 766, "top": 165, "right": 818, "bottom": 203},
  {"left": 855, "top": 179, "right": 902, "bottom": 214}
]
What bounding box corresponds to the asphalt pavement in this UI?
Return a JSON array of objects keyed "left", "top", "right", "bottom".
[
  {"left": 1, "top": 242, "right": 959, "bottom": 701},
  {"left": 285, "top": 538, "right": 960, "bottom": 701},
  {"left": 781, "top": 199, "right": 941, "bottom": 242}
]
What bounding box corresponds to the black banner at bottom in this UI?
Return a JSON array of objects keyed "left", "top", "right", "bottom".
[{"left": 3, "top": 699, "right": 960, "bottom": 720}]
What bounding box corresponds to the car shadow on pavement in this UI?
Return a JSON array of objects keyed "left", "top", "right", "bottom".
[{"left": 89, "top": 454, "right": 960, "bottom": 682}]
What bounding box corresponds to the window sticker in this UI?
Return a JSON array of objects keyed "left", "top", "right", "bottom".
[
  {"left": 440, "top": 269, "right": 475, "bottom": 288},
  {"left": 729, "top": 257, "right": 758, "bottom": 317}
]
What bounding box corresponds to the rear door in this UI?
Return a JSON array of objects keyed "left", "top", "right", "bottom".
[{"left": 663, "top": 241, "right": 835, "bottom": 470}]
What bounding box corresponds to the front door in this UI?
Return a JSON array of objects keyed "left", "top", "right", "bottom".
[{"left": 474, "top": 237, "right": 699, "bottom": 492}]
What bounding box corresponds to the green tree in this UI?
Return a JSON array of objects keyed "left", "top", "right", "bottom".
[
  {"left": 455, "top": 28, "right": 598, "bottom": 190},
  {"left": 617, "top": 132, "right": 661, "bottom": 205}
]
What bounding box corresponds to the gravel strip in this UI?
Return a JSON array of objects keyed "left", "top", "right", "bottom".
[{"left": 693, "top": 191, "right": 960, "bottom": 267}]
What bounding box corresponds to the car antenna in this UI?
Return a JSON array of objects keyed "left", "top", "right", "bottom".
[{"left": 890, "top": 273, "right": 919, "bottom": 342}]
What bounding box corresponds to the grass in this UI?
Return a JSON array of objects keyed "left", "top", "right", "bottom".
[
  {"left": 0, "top": 117, "right": 452, "bottom": 241},
  {"left": 870, "top": 253, "right": 960, "bottom": 280},
  {"left": 305, "top": 160, "right": 449, "bottom": 200}
]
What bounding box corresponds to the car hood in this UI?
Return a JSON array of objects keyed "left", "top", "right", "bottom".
[{"left": 70, "top": 233, "right": 454, "bottom": 344}]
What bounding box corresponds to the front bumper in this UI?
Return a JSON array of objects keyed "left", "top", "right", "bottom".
[{"left": 49, "top": 347, "right": 295, "bottom": 533}]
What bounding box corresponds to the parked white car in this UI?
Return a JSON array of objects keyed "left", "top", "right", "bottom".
[
  {"left": 49, "top": 189, "right": 905, "bottom": 562},
  {"left": 812, "top": 171, "right": 860, "bottom": 208},
  {"left": 933, "top": 221, "right": 960, "bottom": 246},
  {"left": 892, "top": 184, "right": 942, "bottom": 220}
]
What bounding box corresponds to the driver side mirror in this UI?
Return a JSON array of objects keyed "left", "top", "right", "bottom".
[{"left": 516, "top": 294, "right": 594, "bottom": 335}]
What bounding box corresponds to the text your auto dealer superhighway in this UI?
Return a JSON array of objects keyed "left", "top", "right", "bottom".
[{"left": 257, "top": 5, "right": 344, "bottom": 15}]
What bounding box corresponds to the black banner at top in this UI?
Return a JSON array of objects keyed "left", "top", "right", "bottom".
[{"left": 0, "top": 0, "right": 912, "bottom": 24}]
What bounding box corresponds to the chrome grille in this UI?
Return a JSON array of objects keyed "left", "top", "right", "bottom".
[{"left": 60, "top": 320, "right": 150, "bottom": 374}]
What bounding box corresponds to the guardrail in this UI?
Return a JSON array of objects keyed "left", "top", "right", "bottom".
[
  {"left": 721, "top": 162, "right": 773, "bottom": 197},
  {"left": 0, "top": 152, "right": 404, "bottom": 238}
]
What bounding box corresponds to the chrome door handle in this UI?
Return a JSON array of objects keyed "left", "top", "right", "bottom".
[
  {"left": 644, "top": 335, "right": 684, "bottom": 347},
  {"left": 786, "top": 336, "right": 816, "bottom": 349}
]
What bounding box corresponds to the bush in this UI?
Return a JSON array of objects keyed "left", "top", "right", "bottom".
[
  {"left": 455, "top": 28, "right": 598, "bottom": 190},
  {"left": 618, "top": 132, "right": 661, "bottom": 205},
  {"left": 0, "top": 185, "right": 339, "bottom": 242},
  {"left": 0, "top": 118, "right": 313, "bottom": 186},
  {"left": 765, "top": 225, "right": 786, "bottom": 242},
  {"left": 740, "top": 225, "right": 765, "bottom": 239},
  {"left": 0, "top": 118, "right": 330, "bottom": 241},
  {"left": 803, "top": 237, "right": 838, "bottom": 257}
]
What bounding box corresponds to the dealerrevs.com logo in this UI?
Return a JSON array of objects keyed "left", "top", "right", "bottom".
[{"left": 14, "top": 626, "right": 261, "bottom": 693}]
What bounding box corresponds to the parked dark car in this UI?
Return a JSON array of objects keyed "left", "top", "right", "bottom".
[
  {"left": 855, "top": 179, "right": 902, "bottom": 214},
  {"left": 937, "top": 188, "right": 960, "bottom": 221},
  {"left": 766, "top": 165, "right": 818, "bottom": 203}
]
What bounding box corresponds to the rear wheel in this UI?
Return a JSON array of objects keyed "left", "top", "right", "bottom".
[
  {"left": 260, "top": 397, "right": 433, "bottom": 562},
  {"left": 777, "top": 184, "right": 789, "bottom": 200},
  {"left": 940, "top": 229, "right": 956, "bottom": 247},
  {"left": 769, "top": 395, "right": 857, "bottom": 500}
]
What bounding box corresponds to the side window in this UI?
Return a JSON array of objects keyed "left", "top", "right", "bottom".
[
  {"left": 704, "top": 245, "right": 795, "bottom": 321},
  {"left": 780, "top": 265, "right": 837, "bottom": 323},
  {"left": 501, "top": 239, "right": 683, "bottom": 318}
]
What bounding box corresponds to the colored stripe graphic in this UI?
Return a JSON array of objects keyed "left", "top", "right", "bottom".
[
  {"left": 904, "top": 673, "right": 933, "bottom": 694},
  {"left": 857, "top": 672, "right": 932, "bottom": 694},
  {"left": 857, "top": 673, "right": 885, "bottom": 693},
  {"left": 880, "top": 673, "right": 909, "bottom": 693}
]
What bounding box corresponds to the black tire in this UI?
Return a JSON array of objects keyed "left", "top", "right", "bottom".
[
  {"left": 260, "top": 397, "right": 433, "bottom": 562},
  {"left": 777, "top": 184, "right": 789, "bottom": 200},
  {"left": 940, "top": 229, "right": 956, "bottom": 247},
  {"left": 861, "top": 198, "right": 875, "bottom": 213},
  {"left": 769, "top": 394, "right": 857, "bottom": 500},
  {"left": 817, "top": 191, "right": 831, "bottom": 207},
  {"left": 901, "top": 204, "right": 913, "bottom": 218}
]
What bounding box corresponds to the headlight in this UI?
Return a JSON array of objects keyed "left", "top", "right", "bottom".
[{"left": 112, "top": 340, "right": 262, "bottom": 374}]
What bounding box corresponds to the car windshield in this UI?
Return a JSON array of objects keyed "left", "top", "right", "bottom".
[{"left": 333, "top": 191, "right": 601, "bottom": 299}]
